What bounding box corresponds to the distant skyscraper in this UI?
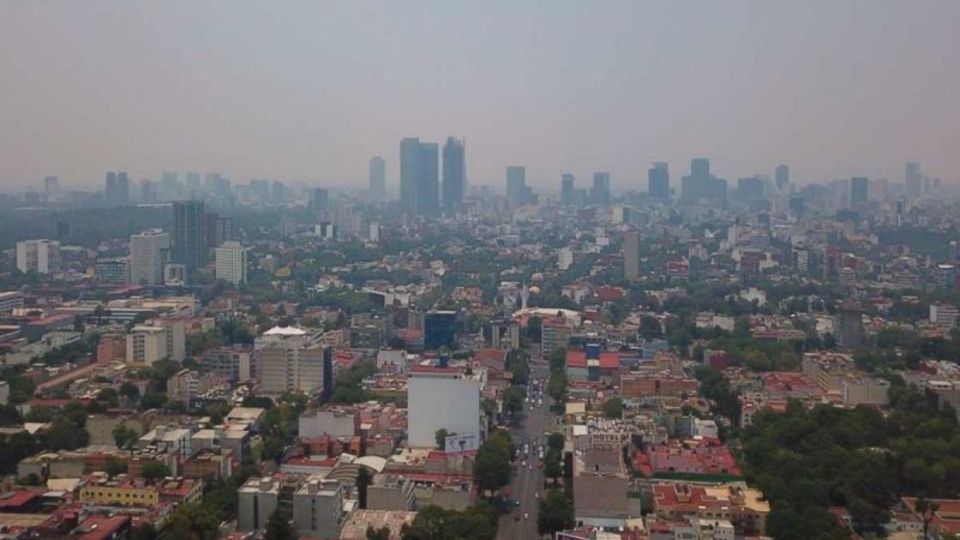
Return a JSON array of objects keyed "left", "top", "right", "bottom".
[
  {"left": 905, "top": 162, "right": 922, "bottom": 197},
  {"left": 623, "top": 229, "right": 640, "bottom": 280},
  {"left": 104, "top": 171, "right": 130, "bottom": 205},
  {"left": 185, "top": 172, "right": 201, "bottom": 196},
  {"left": 44, "top": 176, "right": 59, "bottom": 198},
  {"left": 160, "top": 172, "right": 180, "bottom": 201},
  {"left": 441, "top": 137, "right": 465, "bottom": 212},
  {"left": 682, "top": 158, "right": 726, "bottom": 204},
  {"left": 311, "top": 188, "right": 329, "bottom": 214},
  {"left": 172, "top": 201, "right": 207, "bottom": 274},
  {"left": 775, "top": 165, "right": 790, "bottom": 193},
  {"left": 560, "top": 174, "right": 575, "bottom": 206},
  {"left": 591, "top": 172, "right": 611, "bottom": 205},
  {"left": 117, "top": 172, "right": 130, "bottom": 204},
  {"left": 105, "top": 172, "right": 117, "bottom": 203},
  {"left": 369, "top": 156, "right": 386, "bottom": 202},
  {"left": 648, "top": 163, "right": 670, "bottom": 199},
  {"left": 419, "top": 143, "right": 439, "bottom": 214},
  {"left": 400, "top": 138, "right": 439, "bottom": 216},
  {"left": 129, "top": 229, "right": 170, "bottom": 286},
  {"left": 850, "top": 176, "right": 869, "bottom": 206},
  {"left": 737, "top": 176, "right": 766, "bottom": 201},
  {"left": 506, "top": 166, "right": 527, "bottom": 208}
]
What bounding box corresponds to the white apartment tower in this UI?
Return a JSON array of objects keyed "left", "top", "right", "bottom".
[
  {"left": 215, "top": 241, "right": 249, "bottom": 284},
  {"left": 255, "top": 326, "right": 330, "bottom": 395},
  {"left": 129, "top": 229, "right": 170, "bottom": 286},
  {"left": 16, "top": 239, "right": 61, "bottom": 274}
]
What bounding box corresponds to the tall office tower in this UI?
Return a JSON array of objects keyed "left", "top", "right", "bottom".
[
  {"left": 505, "top": 166, "right": 527, "bottom": 208},
  {"left": 648, "top": 163, "right": 670, "bottom": 199},
  {"left": 441, "top": 137, "right": 466, "bottom": 212},
  {"left": 400, "top": 137, "right": 440, "bottom": 216},
  {"left": 215, "top": 241, "right": 249, "bottom": 285},
  {"left": 682, "top": 158, "right": 712, "bottom": 204},
  {"left": 837, "top": 301, "right": 865, "bottom": 349},
  {"left": 255, "top": 326, "right": 332, "bottom": 395},
  {"left": 185, "top": 172, "right": 201, "bottom": 196},
  {"left": 129, "top": 229, "right": 170, "bottom": 286},
  {"left": 623, "top": 229, "right": 640, "bottom": 280},
  {"left": 44, "top": 176, "right": 60, "bottom": 198},
  {"left": 172, "top": 201, "right": 207, "bottom": 272},
  {"left": 736, "top": 176, "right": 766, "bottom": 201},
  {"left": 16, "top": 239, "right": 61, "bottom": 274},
  {"left": 270, "top": 181, "right": 286, "bottom": 202},
  {"left": 160, "top": 172, "right": 180, "bottom": 201},
  {"left": 560, "top": 174, "right": 575, "bottom": 205},
  {"left": 116, "top": 172, "right": 130, "bottom": 204},
  {"left": 418, "top": 142, "right": 439, "bottom": 214},
  {"left": 591, "top": 172, "right": 611, "bottom": 205},
  {"left": 905, "top": 162, "right": 922, "bottom": 197},
  {"left": 775, "top": 165, "right": 790, "bottom": 193},
  {"left": 206, "top": 212, "right": 235, "bottom": 248},
  {"left": 105, "top": 172, "right": 117, "bottom": 203},
  {"left": 369, "top": 156, "right": 386, "bottom": 202},
  {"left": 850, "top": 177, "right": 869, "bottom": 206},
  {"left": 311, "top": 188, "right": 329, "bottom": 214},
  {"left": 400, "top": 138, "right": 420, "bottom": 214},
  {"left": 140, "top": 179, "right": 158, "bottom": 203}
]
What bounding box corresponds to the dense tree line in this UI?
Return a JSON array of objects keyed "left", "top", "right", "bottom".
[{"left": 742, "top": 384, "right": 960, "bottom": 539}]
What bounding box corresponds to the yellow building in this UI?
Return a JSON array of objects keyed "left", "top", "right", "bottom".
[
  {"left": 78, "top": 474, "right": 203, "bottom": 507},
  {"left": 79, "top": 481, "right": 159, "bottom": 507}
]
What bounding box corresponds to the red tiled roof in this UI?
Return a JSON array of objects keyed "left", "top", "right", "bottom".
[
  {"left": 566, "top": 350, "right": 620, "bottom": 369},
  {"left": 409, "top": 365, "right": 459, "bottom": 374},
  {"left": 75, "top": 515, "right": 131, "bottom": 540},
  {"left": 595, "top": 286, "right": 624, "bottom": 302},
  {"left": 0, "top": 490, "right": 42, "bottom": 509}
]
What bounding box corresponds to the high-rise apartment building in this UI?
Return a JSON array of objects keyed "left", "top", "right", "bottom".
[
  {"left": 255, "top": 326, "right": 332, "bottom": 396},
  {"left": 369, "top": 156, "right": 386, "bottom": 202},
  {"left": 441, "top": 137, "right": 465, "bottom": 212},
  {"left": 172, "top": 200, "right": 207, "bottom": 273},
  {"left": 648, "top": 163, "right": 670, "bottom": 199},
  {"left": 16, "top": 239, "right": 61, "bottom": 274},
  {"left": 506, "top": 166, "right": 527, "bottom": 208},
  {"left": 129, "top": 229, "right": 170, "bottom": 286},
  {"left": 400, "top": 138, "right": 440, "bottom": 216},
  {"left": 624, "top": 230, "right": 640, "bottom": 280},
  {"left": 215, "top": 241, "right": 249, "bottom": 285},
  {"left": 126, "top": 325, "right": 168, "bottom": 366}
]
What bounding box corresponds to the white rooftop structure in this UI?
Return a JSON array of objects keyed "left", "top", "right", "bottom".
[{"left": 263, "top": 326, "right": 307, "bottom": 337}]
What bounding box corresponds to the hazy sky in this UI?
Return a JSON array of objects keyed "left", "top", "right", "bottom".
[{"left": 1, "top": 1, "right": 959, "bottom": 192}]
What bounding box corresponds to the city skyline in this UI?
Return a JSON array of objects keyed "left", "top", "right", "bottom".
[{"left": 1, "top": 1, "right": 959, "bottom": 190}]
